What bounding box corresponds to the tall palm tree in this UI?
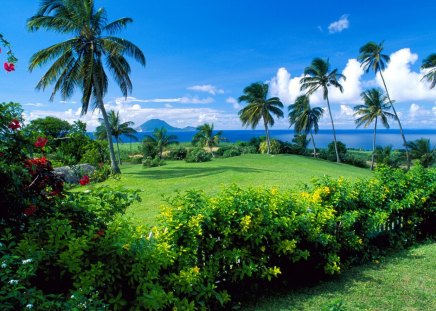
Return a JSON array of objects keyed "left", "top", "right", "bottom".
[
  {"left": 95, "top": 110, "right": 137, "bottom": 165},
  {"left": 406, "top": 138, "right": 435, "bottom": 168},
  {"left": 421, "top": 54, "right": 436, "bottom": 89},
  {"left": 354, "top": 88, "right": 396, "bottom": 170},
  {"left": 192, "top": 123, "right": 222, "bottom": 157},
  {"left": 143, "top": 127, "right": 178, "bottom": 159},
  {"left": 288, "top": 95, "right": 324, "bottom": 157},
  {"left": 238, "top": 82, "right": 284, "bottom": 154},
  {"left": 358, "top": 41, "right": 410, "bottom": 169},
  {"left": 300, "top": 58, "right": 346, "bottom": 163},
  {"left": 28, "top": 0, "right": 146, "bottom": 173}
]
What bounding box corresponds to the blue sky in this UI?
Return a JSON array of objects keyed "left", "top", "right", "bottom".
[{"left": 1, "top": 0, "right": 436, "bottom": 130}]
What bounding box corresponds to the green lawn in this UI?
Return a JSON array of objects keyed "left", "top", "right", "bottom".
[
  {"left": 242, "top": 243, "right": 436, "bottom": 311},
  {"left": 100, "top": 154, "right": 372, "bottom": 225}
]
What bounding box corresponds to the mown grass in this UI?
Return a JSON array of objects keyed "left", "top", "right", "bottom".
[
  {"left": 242, "top": 243, "right": 436, "bottom": 311},
  {"left": 100, "top": 154, "right": 372, "bottom": 225}
]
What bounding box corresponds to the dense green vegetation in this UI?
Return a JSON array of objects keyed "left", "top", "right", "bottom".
[{"left": 101, "top": 154, "right": 372, "bottom": 224}]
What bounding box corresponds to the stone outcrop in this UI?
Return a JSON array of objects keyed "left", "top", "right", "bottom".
[{"left": 53, "top": 164, "right": 96, "bottom": 184}]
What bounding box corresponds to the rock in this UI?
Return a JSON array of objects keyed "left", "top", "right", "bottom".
[{"left": 53, "top": 164, "right": 96, "bottom": 184}]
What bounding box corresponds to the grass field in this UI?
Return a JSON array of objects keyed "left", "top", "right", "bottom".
[
  {"left": 242, "top": 243, "right": 436, "bottom": 310},
  {"left": 100, "top": 154, "right": 372, "bottom": 225}
]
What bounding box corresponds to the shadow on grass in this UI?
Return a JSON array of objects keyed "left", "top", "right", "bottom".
[
  {"left": 240, "top": 244, "right": 433, "bottom": 310},
  {"left": 124, "top": 165, "right": 270, "bottom": 179}
]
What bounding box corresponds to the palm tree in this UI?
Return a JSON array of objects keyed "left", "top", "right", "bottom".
[
  {"left": 358, "top": 41, "right": 410, "bottom": 169},
  {"left": 288, "top": 95, "right": 324, "bottom": 157},
  {"left": 421, "top": 54, "right": 436, "bottom": 89},
  {"left": 406, "top": 138, "right": 435, "bottom": 168},
  {"left": 354, "top": 88, "right": 396, "bottom": 170},
  {"left": 28, "top": 0, "right": 146, "bottom": 173},
  {"left": 192, "top": 123, "right": 222, "bottom": 157},
  {"left": 95, "top": 110, "right": 137, "bottom": 165},
  {"left": 300, "top": 58, "right": 346, "bottom": 163},
  {"left": 238, "top": 82, "right": 284, "bottom": 154},
  {"left": 143, "top": 127, "right": 178, "bottom": 159}
]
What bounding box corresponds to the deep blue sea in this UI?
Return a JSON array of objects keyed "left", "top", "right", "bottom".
[{"left": 114, "top": 129, "right": 436, "bottom": 150}]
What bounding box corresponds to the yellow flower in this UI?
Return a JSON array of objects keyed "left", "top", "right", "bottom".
[
  {"left": 122, "top": 244, "right": 130, "bottom": 251},
  {"left": 271, "top": 187, "right": 279, "bottom": 196},
  {"left": 193, "top": 266, "right": 200, "bottom": 273},
  {"left": 323, "top": 186, "right": 330, "bottom": 195},
  {"left": 241, "top": 215, "right": 252, "bottom": 232}
]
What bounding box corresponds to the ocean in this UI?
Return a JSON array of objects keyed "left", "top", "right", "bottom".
[{"left": 119, "top": 129, "right": 436, "bottom": 150}]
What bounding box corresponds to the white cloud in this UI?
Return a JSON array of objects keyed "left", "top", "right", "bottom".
[
  {"left": 164, "top": 103, "right": 173, "bottom": 108},
  {"left": 179, "top": 96, "right": 214, "bottom": 104},
  {"left": 269, "top": 67, "right": 304, "bottom": 105},
  {"left": 114, "top": 95, "right": 214, "bottom": 105},
  {"left": 375, "top": 48, "right": 436, "bottom": 102},
  {"left": 329, "top": 58, "right": 364, "bottom": 103},
  {"left": 340, "top": 104, "right": 354, "bottom": 116},
  {"left": 270, "top": 59, "right": 363, "bottom": 106},
  {"left": 59, "top": 100, "right": 77, "bottom": 104},
  {"left": 328, "top": 15, "right": 349, "bottom": 33},
  {"left": 226, "top": 97, "right": 241, "bottom": 110},
  {"left": 24, "top": 103, "right": 46, "bottom": 107},
  {"left": 187, "top": 84, "right": 224, "bottom": 95}
]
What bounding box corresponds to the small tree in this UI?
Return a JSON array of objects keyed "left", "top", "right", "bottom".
[
  {"left": 192, "top": 123, "right": 222, "bottom": 157},
  {"left": 143, "top": 127, "right": 178, "bottom": 159}
]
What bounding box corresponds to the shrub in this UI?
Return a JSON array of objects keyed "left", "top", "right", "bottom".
[
  {"left": 142, "top": 156, "right": 165, "bottom": 167},
  {"left": 320, "top": 141, "right": 347, "bottom": 162},
  {"left": 259, "top": 139, "right": 281, "bottom": 154},
  {"left": 343, "top": 154, "right": 369, "bottom": 168},
  {"left": 185, "top": 148, "right": 212, "bottom": 163},
  {"left": 129, "top": 154, "right": 144, "bottom": 164},
  {"left": 167, "top": 146, "right": 188, "bottom": 160}
]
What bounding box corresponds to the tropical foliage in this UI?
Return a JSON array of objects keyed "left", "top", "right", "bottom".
[
  {"left": 354, "top": 88, "right": 396, "bottom": 170},
  {"left": 192, "top": 123, "right": 222, "bottom": 157},
  {"left": 288, "top": 95, "right": 324, "bottom": 157},
  {"left": 406, "top": 138, "right": 435, "bottom": 168},
  {"left": 300, "top": 58, "right": 345, "bottom": 162},
  {"left": 238, "top": 82, "right": 284, "bottom": 154},
  {"left": 27, "top": 0, "right": 146, "bottom": 173},
  {"left": 142, "top": 127, "right": 178, "bottom": 159},
  {"left": 421, "top": 53, "right": 436, "bottom": 89},
  {"left": 95, "top": 110, "right": 137, "bottom": 165},
  {"left": 358, "top": 41, "right": 410, "bottom": 169}
]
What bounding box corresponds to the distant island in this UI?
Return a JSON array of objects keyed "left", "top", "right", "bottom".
[{"left": 136, "top": 119, "right": 197, "bottom": 132}]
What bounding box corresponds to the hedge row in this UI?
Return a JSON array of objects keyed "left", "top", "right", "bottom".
[{"left": 1, "top": 164, "right": 434, "bottom": 309}]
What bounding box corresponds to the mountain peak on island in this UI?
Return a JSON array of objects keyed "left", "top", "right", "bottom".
[{"left": 136, "top": 119, "right": 196, "bottom": 132}]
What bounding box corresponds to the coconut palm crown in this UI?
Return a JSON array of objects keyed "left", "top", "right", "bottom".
[
  {"left": 300, "top": 58, "right": 345, "bottom": 163},
  {"left": 357, "top": 41, "right": 410, "bottom": 169},
  {"left": 288, "top": 95, "right": 324, "bottom": 157},
  {"left": 354, "top": 88, "right": 396, "bottom": 170},
  {"left": 95, "top": 110, "right": 138, "bottom": 165},
  {"left": 421, "top": 53, "right": 436, "bottom": 89},
  {"left": 238, "top": 82, "right": 284, "bottom": 154},
  {"left": 192, "top": 123, "right": 222, "bottom": 157},
  {"left": 27, "top": 0, "right": 146, "bottom": 173}
]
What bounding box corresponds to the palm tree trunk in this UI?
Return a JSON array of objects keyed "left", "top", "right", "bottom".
[
  {"left": 116, "top": 138, "right": 122, "bottom": 165},
  {"left": 326, "top": 96, "right": 340, "bottom": 163},
  {"left": 97, "top": 96, "right": 121, "bottom": 174},
  {"left": 264, "top": 119, "right": 270, "bottom": 154},
  {"left": 310, "top": 131, "right": 317, "bottom": 157},
  {"left": 379, "top": 72, "right": 410, "bottom": 170},
  {"left": 371, "top": 118, "right": 378, "bottom": 170}
]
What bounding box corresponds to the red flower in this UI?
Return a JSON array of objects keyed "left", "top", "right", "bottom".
[
  {"left": 8, "top": 119, "right": 20, "bottom": 130},
  {"left": 4, "top": 62, "right": 15, "bottom": 72},
  {"left": 79, "top": 175, "right": 90, "bottom": 186},
  {"left": 34, "top": 137, "right": 48, "bottom": 148},
  {"left": 23, "top": 205, "right": 37, "bottom": 216},
  {"left": 97, "top": 229, "right": 105, "bottom": 236}
]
